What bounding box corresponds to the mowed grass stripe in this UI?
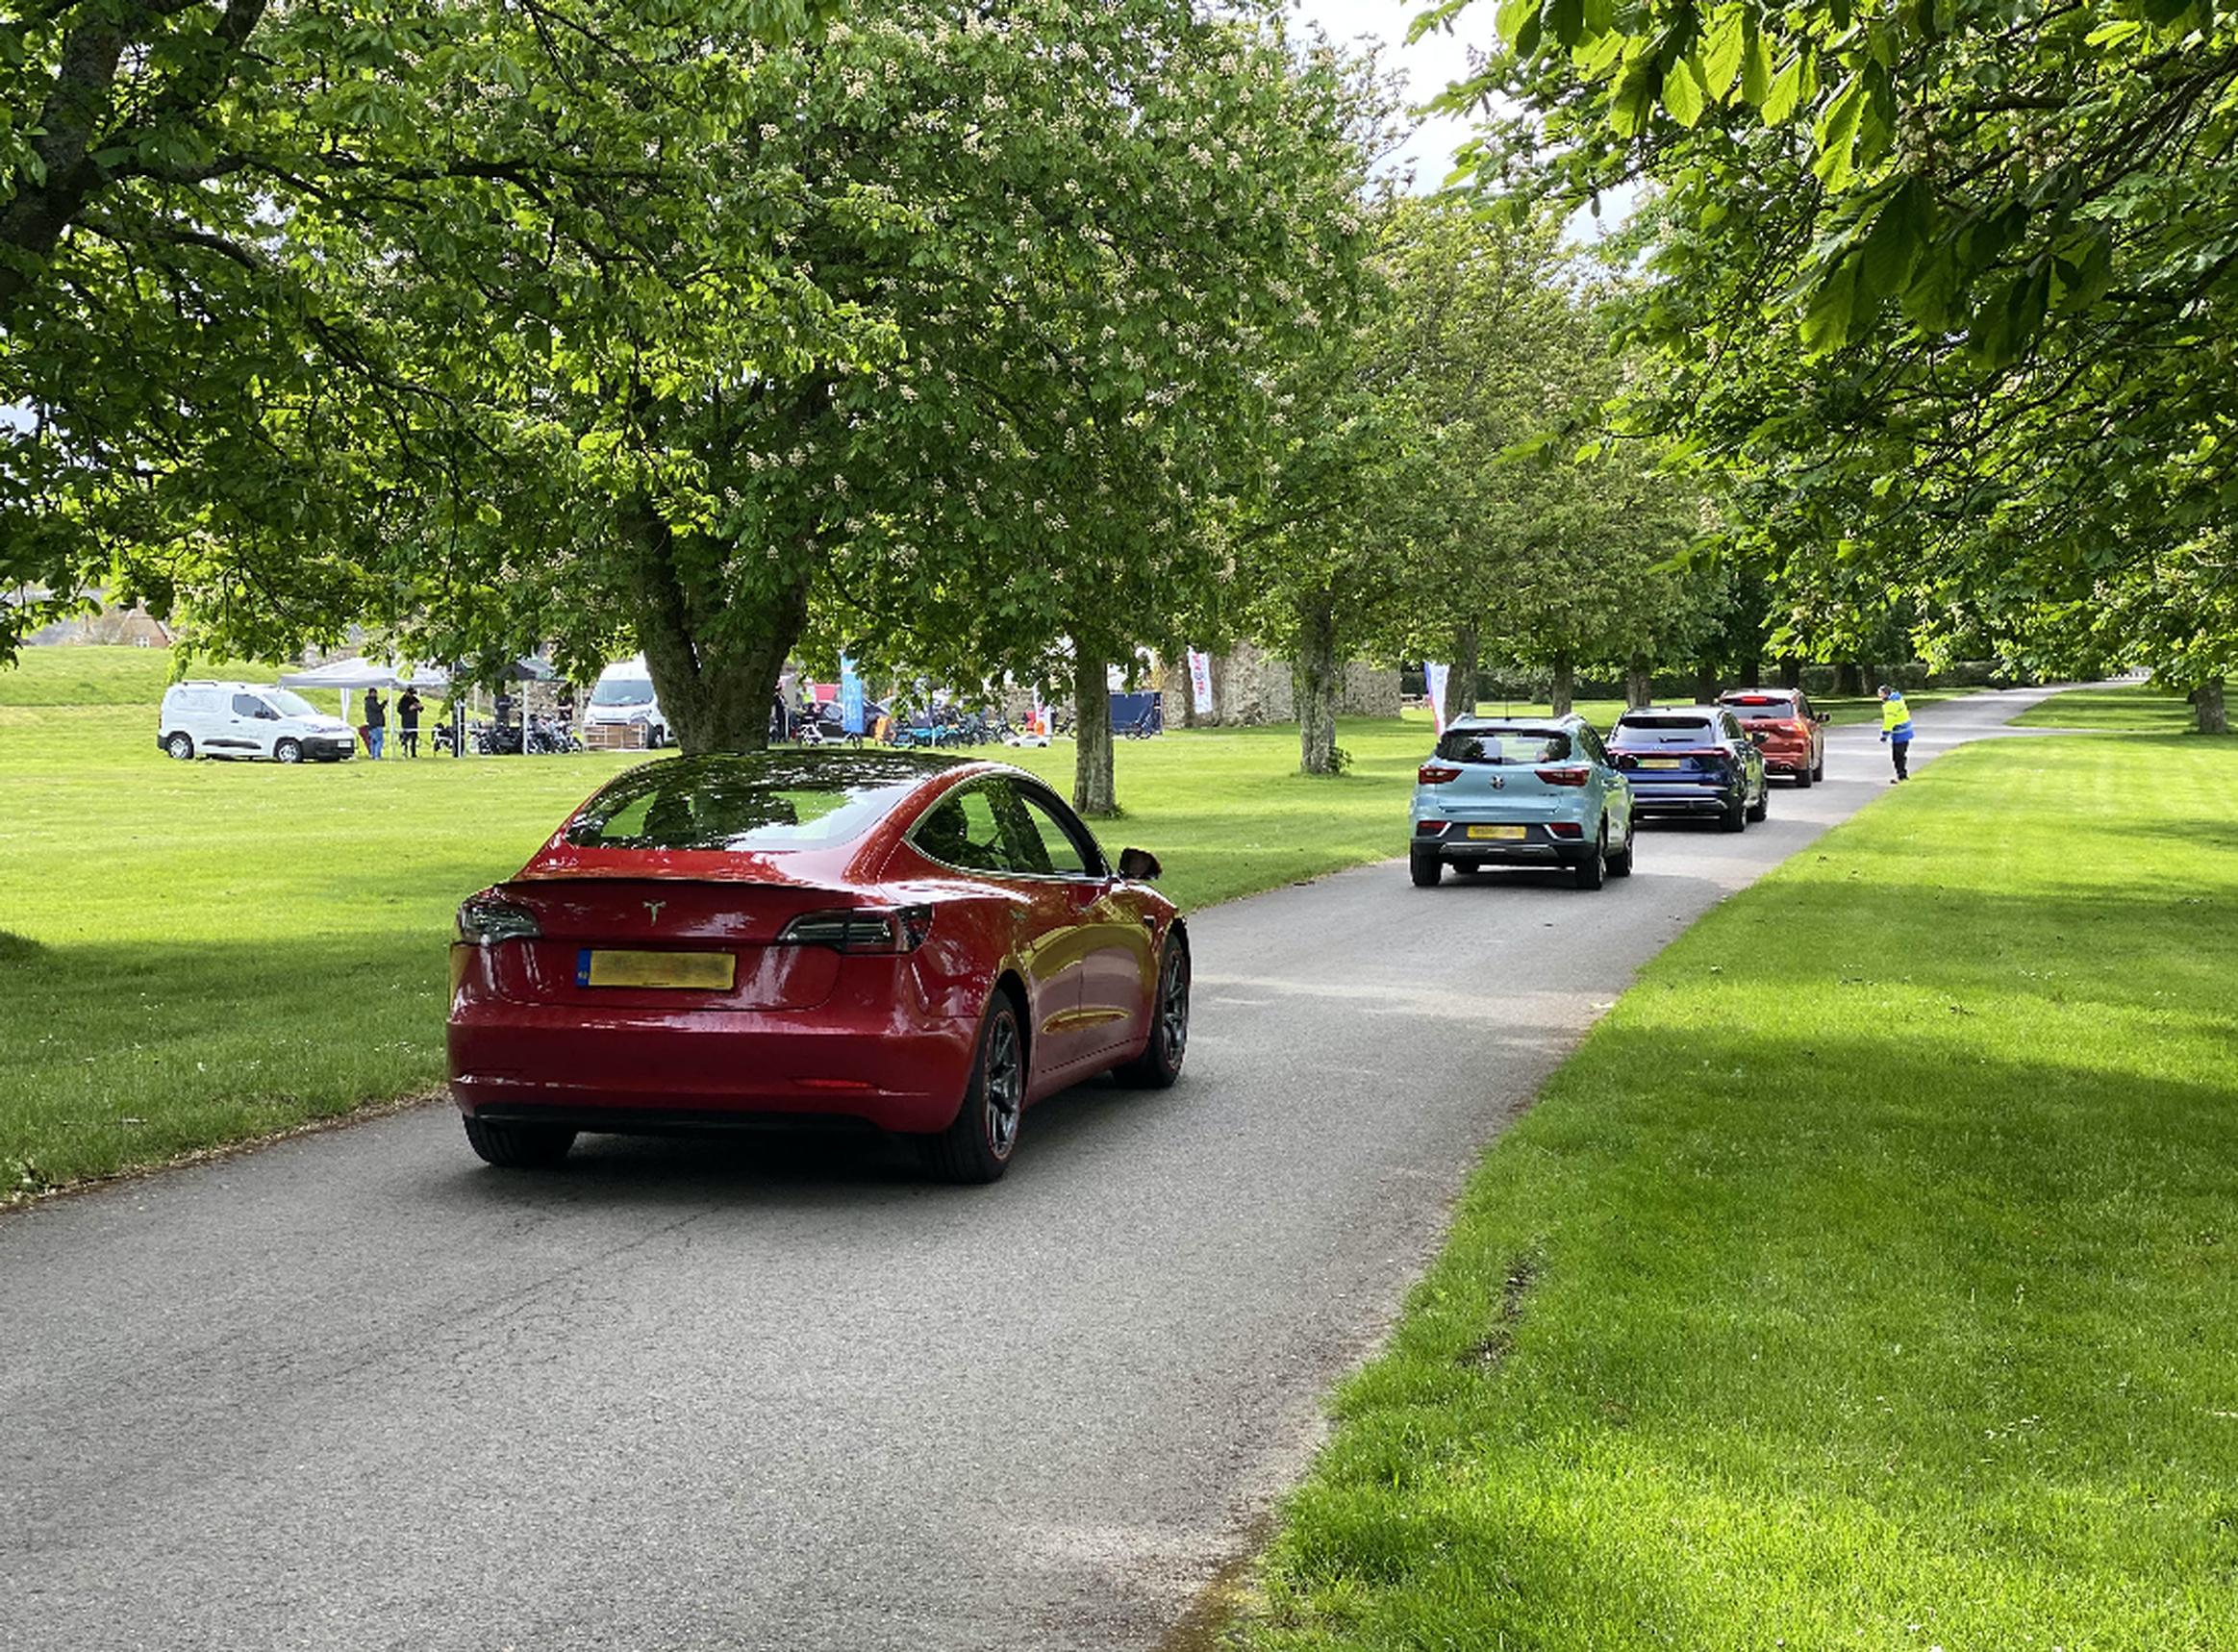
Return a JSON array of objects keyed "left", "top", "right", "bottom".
[
  {"left": 1249, "top": 733, "right": 2238, "bottom": 1650},
  {"left": 2014, "top": 681, "right": 2202, "bottom": 733}
]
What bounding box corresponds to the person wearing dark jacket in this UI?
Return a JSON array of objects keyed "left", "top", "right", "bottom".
[
  {"left": 397, "top": 688, "right": 422, "bottom": 757},
  {"left": 364, "top": 688, "right": 387, "bottom": 761}
]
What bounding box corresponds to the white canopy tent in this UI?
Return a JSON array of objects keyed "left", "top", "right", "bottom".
[
  {"left": 276, "top": 656, "right": 560, "bottom": 754},
  {"left": 277, "top": 660, "right": 450, "bottom": 733}
]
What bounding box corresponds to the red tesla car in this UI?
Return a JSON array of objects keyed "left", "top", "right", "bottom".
[{"left": 447, "top": 752, "right": 1189, "bottom": 1182}]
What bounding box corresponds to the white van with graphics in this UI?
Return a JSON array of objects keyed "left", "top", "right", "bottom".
[
  {"left": 583, "top": 656, "right": 668, "bottom": 749},
  {"left": 159, "top": 682, "right": 358, "bottom": 763}
]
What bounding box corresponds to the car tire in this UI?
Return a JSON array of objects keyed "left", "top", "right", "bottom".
[
  {"left": 923, "top": 991, "right": 1026, "bottom": 1184},
  {"left": 1721, "top": 795, "right": 1747, "bottom": 833},
  {"left": 1409, "top": 846, "right": 1443, "bottom": 888},
  {"left": 462, "top": 1114, "right": 577, "bottom": 1168},
  {"left": 1813, "top": 755, "right": 1825, "bottom": 783},
  {"left": 274, "top": 738, "right": 303, "bottom": 764},
  {"left": 1572, "top": 823, "right": 1607, "bottom": 889},
  {"left": 1115, "top": 937, "right": 1190, "bottom": 1089},
  {"left": 1746, "top": 785, "right": 1769, "bottom": 823},
  {"left": 1607, "top": 817, "right": 1635, "bottom": 878},
  {"left": 1794, "top": 763, "right": 1813, "bottom": 788},
  {"left": 164, "top": 732, "right": 194, "bottom": 762}
]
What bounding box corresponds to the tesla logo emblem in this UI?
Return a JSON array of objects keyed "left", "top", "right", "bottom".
[
  {"left": 643, "top": 900, "right": 666, "bottom": 923},
  {"left": 1490, "top": 776, "right": 1506, "bottom": 789}
]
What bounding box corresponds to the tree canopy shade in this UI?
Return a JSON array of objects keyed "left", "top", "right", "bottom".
[
  {"left": 5, "top": 1, "right": 1382, "bottom": 787},
  {"left": 0, "top": 0, "right": 836, "bottom": 655},
  {"left": 1425, "top": 0, "right": 2238, "bottom": 720}
]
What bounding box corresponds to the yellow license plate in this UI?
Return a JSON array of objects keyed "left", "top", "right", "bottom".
[
  {"left": 577, "top": 949, "right": 736, "bottom": 989},
  {"left": 1466, "top": 824, "right": 1527, "bottom": 840},
  {"left": 1640, "top": 758, "right": 1682, "bottom": 769}
]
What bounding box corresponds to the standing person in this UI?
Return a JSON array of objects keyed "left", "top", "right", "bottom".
[
  {"left": 365, "top": 687, "right": 387, "bottom": 761},
  {"left": 397, "top": 688, "right": 422, "bottom": 758},
  {"left": 1878, "top": 684, "right": 1914, "bottom": 783}
]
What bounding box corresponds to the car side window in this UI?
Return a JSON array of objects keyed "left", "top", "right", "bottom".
[
  {"left": 232, "top": 693, "right": 273, "bottom": 719},
  {"left": 1577, "top": 725, "right": 1609, "bottom": 766},
  {"left": 914, "top": 785, "right": 1017, "bottom": 874},
  {"left": 1006, "top": 784, "right": 1105, "bottom": 878}
]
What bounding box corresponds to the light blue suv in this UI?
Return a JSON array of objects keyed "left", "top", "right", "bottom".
[{"left": 1409, "top": 714, "right": 1635, "bottom": 889}]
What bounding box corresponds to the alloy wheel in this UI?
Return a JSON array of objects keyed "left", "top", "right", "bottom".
[
  {"left": 984, "top": 1014, "right": 1023, "bottom": 1158},
  {"left": 1158, "top": 948, "right": 1191, "bottom": 1067}
]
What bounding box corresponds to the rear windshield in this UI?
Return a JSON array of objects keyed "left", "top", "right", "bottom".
[
  {"left": 1612, "top": 716, "right": 1714, "bottom": 746},
  {"left": 1435, "top": 728, "right": 1572, "bottom": 764},
  {"left": 1723, "top": 699, "right": 1799, "bottom": 720},
  {"left": 564, "top": 754, "right": 944, "bottom": 851}
]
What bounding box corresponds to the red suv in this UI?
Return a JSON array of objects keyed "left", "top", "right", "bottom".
[{"left": 1718, "top": 689, "right": 1826, "bottom": 787}]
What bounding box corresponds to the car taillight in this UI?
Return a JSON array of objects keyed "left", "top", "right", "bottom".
[
  {"left": 777, "top": 905, "right": 934, "bottom": 954},
  {"left": 1535, "top": 766, "right": 1591, "bottom": 787},
  {"left": 1547, "top": 821, "right": 1583, "bottom": 839},
  {"left": 456, "top": 893, "right": 541, "bottom": 946},
  {"left": 1418, "top": 763, "right": 1462, "bottom": 785}
]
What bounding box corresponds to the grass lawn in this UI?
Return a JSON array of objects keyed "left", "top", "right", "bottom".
[
  {"left": 2, "top": 648, "right": 1456, "bottom": 1196},
  {"left": 1247, "top": 731, "right": 2238, "bottom": 1650},
  {"left": 2014, "top": 682, "right": 2205, "bottom": 733}
]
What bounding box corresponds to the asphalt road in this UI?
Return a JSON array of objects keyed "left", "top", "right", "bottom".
[{"left": 0, "top": 688, "right": 2063, "bottom": 1652}]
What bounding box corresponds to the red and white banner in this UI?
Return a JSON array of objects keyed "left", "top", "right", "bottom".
[
  {"left": 1425, "top": 663, "right": 1450, "bottom": 737},
  {"left": 1186, "top": 649, "right": 1214, "bottom": 714}
]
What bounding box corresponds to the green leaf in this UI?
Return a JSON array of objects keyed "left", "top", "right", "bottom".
[
  {"left": 1858, "top": 177, "right": 1929, "bottom": 300},
  {"left": 2055, "top": 231, "right": 2115, "bottom": 313},
  {"left": 1799, "top": 255, "right": 1859, "bottom": 355},
  {"left": 1546, "top": 0, "right": 1586, "bottom": 50},
  {"left": 1811, "top": 72, "right": 1869, "bottom": 191},
  {"left": 2083, "top": 18, "right": 2143, "bottom": 46},
  {"left": 1761, "top": 53, "right": 1804, "bottom": 124},
  {"left": 1740, "top": 23, "right": 1773, "bottom": 105},
  {"left": 1664, "top": 56, "right": 1707, "bottom": 126},
  {"left": 1495, "top": 0, "right": 1542, "bottom": 52},
  {"left": 1700, "top": 8, "right": 1747, "bottom": 98}
]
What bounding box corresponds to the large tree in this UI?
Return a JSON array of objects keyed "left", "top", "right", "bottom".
[
  {"left": 0, "top": 1, "right": 830, "bottom": 655},
  {"left": 1423, "top": 0, "right": 2238, "bottom": 723}
]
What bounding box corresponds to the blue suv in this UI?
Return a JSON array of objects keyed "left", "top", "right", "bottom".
[{"left": 1409, "top": 714, "right": 1635, "bottom": 889}]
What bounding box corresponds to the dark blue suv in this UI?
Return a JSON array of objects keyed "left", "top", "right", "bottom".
[{"left": 1608, "top": 706, "right": 1769, "bottom": 832}]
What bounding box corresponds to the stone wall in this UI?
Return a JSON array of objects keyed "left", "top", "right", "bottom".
[{"left": 1161, "top": 643, "right": 1402, "bottom": 727}]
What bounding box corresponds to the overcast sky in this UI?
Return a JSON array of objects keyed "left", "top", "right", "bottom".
[{"left": 1289, "top": 0, "right": 1485, "bottom": 190}]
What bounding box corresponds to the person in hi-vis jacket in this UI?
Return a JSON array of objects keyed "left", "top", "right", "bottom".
[{"left": 1878, "top": 685, "right": 1915, "bottom": 783}]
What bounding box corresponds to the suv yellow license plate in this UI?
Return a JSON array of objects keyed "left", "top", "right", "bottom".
[
  {"left": 1466, "top": 825, "right": 1527, "bottom": 840},
  {"left": 1640, "top": 758, "right": 1682, "bottom": 769},
  {"left": 577, "top": 949, "right": 736, "bottom": 989}
]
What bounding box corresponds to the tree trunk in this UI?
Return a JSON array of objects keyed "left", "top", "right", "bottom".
[
  {"left": 1779, "top": 656, "right": 1803, "bottom": 689},
  {"left": 1834, "top": 660, "right": 1864, "bottom": 696},
  {"left": 1071, "top": 641, "right": 1117, "bottom": 815},
  {"left": 1549, "top": 649, "right": 1575, "bottom": 716},
  {"left": 2195, "top": 677, "right": 2228, "bottom": 735},
  {"left": 1625, "top": 652, "right": 1654, "bottom": 710},
  {"left": 624, "top": 505, "right": 809, "bottom": 754},
  {"left": 1443, "top": 620, "right": 1480, "bottom": 726},
  {"left": 1735, "top": 642, "right": 1763, "bottom": 691},
  {"left": 1695, "top": 658, "right": 1722, "bottom": 702},
  {"left": 1295, "top": 590, "right": 1340, "bottom": 775}
]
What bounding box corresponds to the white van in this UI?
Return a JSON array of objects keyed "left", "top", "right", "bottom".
[
  {"left": 158, "top": 682, "right": 358, "bottom": 763},
  {"left": 583, "top": 656, "right": 669, "bottom": 749}
]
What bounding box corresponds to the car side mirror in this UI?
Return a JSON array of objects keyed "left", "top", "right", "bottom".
[{"left": 1117, "top": 847, "right": 1162, "bottom": 882}]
